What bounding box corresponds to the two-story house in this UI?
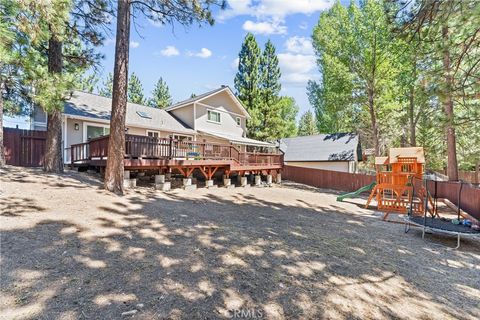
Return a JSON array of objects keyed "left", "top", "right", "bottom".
[{"left": 31, "top": 86, "right": 275, "bottom": 163}]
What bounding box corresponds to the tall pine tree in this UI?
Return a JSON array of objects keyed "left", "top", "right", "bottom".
[
  {"left": 148, "top": 77, "right": 171, "bottom": 108},
  {"left": 127, "top": 72, "right": 145, "bottom": 104},
  {"left": 234, "top": 33, "right": 261, "bottom": 136},
  {"left": 257, "top": 40, "right": 281, "bottom": 140},
  {"left": 298, "top": 110, "right": 319, "bottom": 136},
  {"left": 99, "top": 72, "right": 113, "bottom": 97}
]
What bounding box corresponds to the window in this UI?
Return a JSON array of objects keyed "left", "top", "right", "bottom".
[
  {"left": 86, "top": 125, "right": 109, "bottom": 141},
  {"left": 236, "top": 117, "right": 241, "bottom": 126},
  {"left": 207, "top": 110, "right": 221, "bottom": 123},
  {"left": 170, "top": 134, "right": 193, "bottom": 141},
  {"left": 147, "top": 130, "right": 160, "bottom": 138},
  {"left": 137, "top": 111, "right": 152, "bottom": 119}
]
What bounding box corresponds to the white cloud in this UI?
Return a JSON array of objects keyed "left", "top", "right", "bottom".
[
  {"left": 231, "top": 57, "right": 240, "bottom": 70},
  {"left": 219, "top": 0, "right": 332, "bottom": 20},
  {"left": 284, "top": 36, "right": 314, "bottom": 55},
  {"left": 278, "top": 52, "right": 318, "bottom": 86},
  {"left": 130, "top": 41, "right": 140, "bottom": 49},
  {"left": 159, "top": 45, "right": 180, "bottom": 57},
  {"left": 242, "top": 20, "right": 287, "bottom": 35},
  {"left": 104, "top": 38, "right": 115, "bottom": 46},
  {"left": 188, "top": 48, "right": 212, "bottom": 58},
  {"left": 299, "top": 21, "right": 308, "bottom": 30}
]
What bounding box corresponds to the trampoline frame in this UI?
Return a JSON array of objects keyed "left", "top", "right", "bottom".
[
  {"left": 404, "top": 177, "right": 480, "bottom": 249},
  {"left": 404, "top": 216, "right": 480, "bottom": 249}
]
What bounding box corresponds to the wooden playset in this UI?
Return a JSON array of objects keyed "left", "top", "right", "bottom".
[{"left": 366, "top": 147, "right": 434, "bottom": 221}]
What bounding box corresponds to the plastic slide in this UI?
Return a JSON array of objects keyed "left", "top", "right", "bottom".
[{"left": 336, "top": 181, "right": 376, "bottom": 202}]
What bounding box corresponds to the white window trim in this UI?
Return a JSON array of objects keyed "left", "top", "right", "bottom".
[
  {"left": 207, "top": 109, "right": 221, "bottom": 124},
  {"left": 170, "top": 134, "right": 193, "bottom": 141},
  {"left": 146, "top": 130, "right": 160, "bottom": 138},
  {"left": 82, "top": 121, "right": 110, "bottom": 142}
]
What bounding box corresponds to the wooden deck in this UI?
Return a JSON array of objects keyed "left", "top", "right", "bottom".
[{"left": 70, "top": 134, "right": 283, "bottom": 178}]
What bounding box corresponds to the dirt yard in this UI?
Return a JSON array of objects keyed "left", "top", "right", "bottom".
[{"left": 1, "top": 166, "right": 479, "bottom": 320}]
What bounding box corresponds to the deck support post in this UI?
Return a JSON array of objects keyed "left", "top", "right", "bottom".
[
  {"left": 124, "top": 170, "right": 131, "bottom": 179},
  {"left": 254, "top": 175, "right": 261, "bottom": 186}
]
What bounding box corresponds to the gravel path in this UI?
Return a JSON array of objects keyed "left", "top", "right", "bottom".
[{"left": 1, "top": 166, "right": 479, "bottom": 319}]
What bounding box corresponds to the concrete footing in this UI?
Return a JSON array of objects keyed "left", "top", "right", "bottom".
[
  {"left": 266, "top": 175, "right": 273, "bottom": 186},
  {"left": 183, "top": 178, "right": 192, "bottom": 186},
  {"left": 276, "top": 173, "right": 282, "bottom": 184},
  {"left": 183, "top": 184, "right": 197, "bottom": 191},
  {"left": 223, "top": 178, "right": 231, "bottom": 187},
  {"left": 155, "top": 175, "right": 166, "bottom": 184},
  {"left": 155, "top": 182, "right": 171, "bottom": 191},
  {"left": 240, "top": 177, "right": 248, "bottom": 187},
  {"left": 254, "top": 175, "right": 262, "bottom": 186},
  {"left": 123, "top": 178, "right": 137, "bottom": 189},
  {"left": 124, "top": 170, "right": 130, "bottom": 179},
  {"left": 206, "top": 180, "right": 215, "bottom": 188}
]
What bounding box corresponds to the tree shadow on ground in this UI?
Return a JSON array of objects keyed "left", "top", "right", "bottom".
[{"left": 1, "top": 168, "right": 479, "bottom": 319}]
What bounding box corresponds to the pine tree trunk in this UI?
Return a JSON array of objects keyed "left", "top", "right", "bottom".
[
  {"left": 475, "top": 161, "right": 479, "bottom": 185},
  {"left": 0, "top": 83, "right": 5, "bottom": 167},
  {"left": 368, "top": 87, "right": 380, "bottom": 156},
  {"left": 442, "top": 25, "right": 458, "bottom": 181},
  {"left": 104, "top": 0, "right": 130, "bottom": 193},
  {"left": 43, "top": 37, "right": 64, "bottom": 173},
  {"left": 409, "top": 55, "right": 417, "bottom": 147}
]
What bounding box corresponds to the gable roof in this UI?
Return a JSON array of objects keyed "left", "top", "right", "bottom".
[
  {"left": 64, "top": 91, "right": 195, "bottom": 135},
  {"left": 279, "top": 133, "right": 361, "bottom": 162},
  {"left": 165, "top": 86, "right": 250, "bottom": 118}
]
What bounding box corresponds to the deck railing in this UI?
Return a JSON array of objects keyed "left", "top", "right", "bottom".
[{"left": 70, "top": 134, "right": 283, "bottom": 167}]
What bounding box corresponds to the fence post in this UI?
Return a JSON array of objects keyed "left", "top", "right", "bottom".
[{"left": 70, "top": 147, "right": 74, "bottom": 169}]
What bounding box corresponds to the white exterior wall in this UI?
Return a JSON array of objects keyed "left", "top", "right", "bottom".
[{"left": 285, "top": 161, "right": 352, "bottom": 173}]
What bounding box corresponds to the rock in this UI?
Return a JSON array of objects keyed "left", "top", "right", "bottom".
[{"left": 121, "top": 309, "right": 138, "bottom": 316}]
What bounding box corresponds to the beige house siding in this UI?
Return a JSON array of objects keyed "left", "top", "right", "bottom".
[
  {"left": 285, "top": 161, "right": 356, "bottom": 173},
  {"left": 169, "top": 104, "right": 195, "bottom": 129},
  {"left": 63, "top": 117, "right": 194, "bottom": 163},
  {"left": 196, "top": 134, "right": 246, "bottom": 152}
]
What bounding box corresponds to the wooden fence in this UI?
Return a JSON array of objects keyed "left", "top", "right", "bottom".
[
  {"left": 3, "top": 127, "right": 47, "bottom": 167},
  {"left": 282, "top": 165, "right": 375, "bottom": 193},
  {"left": 437, "top": 170, "right": 480, "bottom": 185},
  {"left": 283, "top": 165, "right": 479, "bottom": 218}
]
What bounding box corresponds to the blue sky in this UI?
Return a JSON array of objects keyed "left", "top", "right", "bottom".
[{"left": 6, "top": 0, "right": 345, "bottom": 129}]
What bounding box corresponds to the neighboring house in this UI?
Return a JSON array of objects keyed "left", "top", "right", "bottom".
[
  {"left": 31, "top": 86, "right": 274, "bottom": 163},
  {"left": 279, "top": 133, "right": 362, "bottom": 173}
]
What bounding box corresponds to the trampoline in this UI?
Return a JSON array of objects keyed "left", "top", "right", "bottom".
[{"left": 404, "top": 177, "right": 480, "bottom": 249}]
